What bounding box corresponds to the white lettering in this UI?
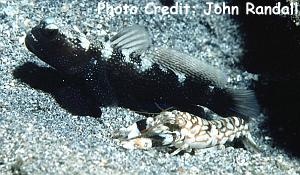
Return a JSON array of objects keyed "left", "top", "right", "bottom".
[
  {"left": 204, "top": 2, "right": 239, "bottom": 15},
  {"left": 203, "top": 2, "right": 213, "bottom": 15},
  {"left": 144, "top": 2, "right": 191, "bottom": 15},
  {"left": 246, "top": 2, "right": 255, "bottom": 15},
  {"left": 144, "top": 2, "right": 155, "bottom": 15},
  {"left": 97, "top": 2, "right": 139, "bottom": 16}
]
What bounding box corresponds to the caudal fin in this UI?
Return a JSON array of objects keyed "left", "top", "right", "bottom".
[
  {"left": 228, "top": 88, "right": 260, "bottom": 119},
  {"left": 208, "top": 88, "right": 260, "bottom": 120}
]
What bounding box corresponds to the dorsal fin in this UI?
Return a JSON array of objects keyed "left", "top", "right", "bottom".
[
  {"left": 111, "top": 25, "right": 151, "bottom": 53},
  {"left": 152, "top": 47, "right": 227, "bottom": 87}
]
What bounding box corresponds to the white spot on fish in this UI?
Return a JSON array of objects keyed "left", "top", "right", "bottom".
[
  {"left": 70, "top": 25, "right": 90, "bottom": 51},
  {"left": 121, "top": 49, "right": 131, "bottom": 63},
  {"left": 92, "top": 59, "right": 98, "bottom": 65},
  {"left": 79, "top": 36, "right": 90, "bottom": 51},
  {"left": 209, "top": 85, "right": 215, "bottom": 92},
  {"left": 102, "top": 41, "right": 113, "bottom": 60},
  {"left": 139, "top": 57, "right": 153, "bottom": 72},
  {"left": 158, "top": 65, "right": 168, "bottom": 73},
  {"left": 175, "top": 71, "right": 186, "bottom": 84},
  {"left": 64, "top": 30, "right": 74, "bottom": 40}
]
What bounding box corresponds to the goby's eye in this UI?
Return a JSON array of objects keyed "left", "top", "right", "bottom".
[
  {"left": 40, "top": 17, "right": 59, "bottom": 39},
  {"left": 43, "top": 24, "right": 58, "bottom": 38}
]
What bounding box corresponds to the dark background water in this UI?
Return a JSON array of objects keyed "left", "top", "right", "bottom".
[{"left": 232, "top": 0, "right": 300, "bottom": 157}]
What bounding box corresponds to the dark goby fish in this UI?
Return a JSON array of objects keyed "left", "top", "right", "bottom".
[{"left": 24, "top": 17, "right": 259, "bottom": 119}]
